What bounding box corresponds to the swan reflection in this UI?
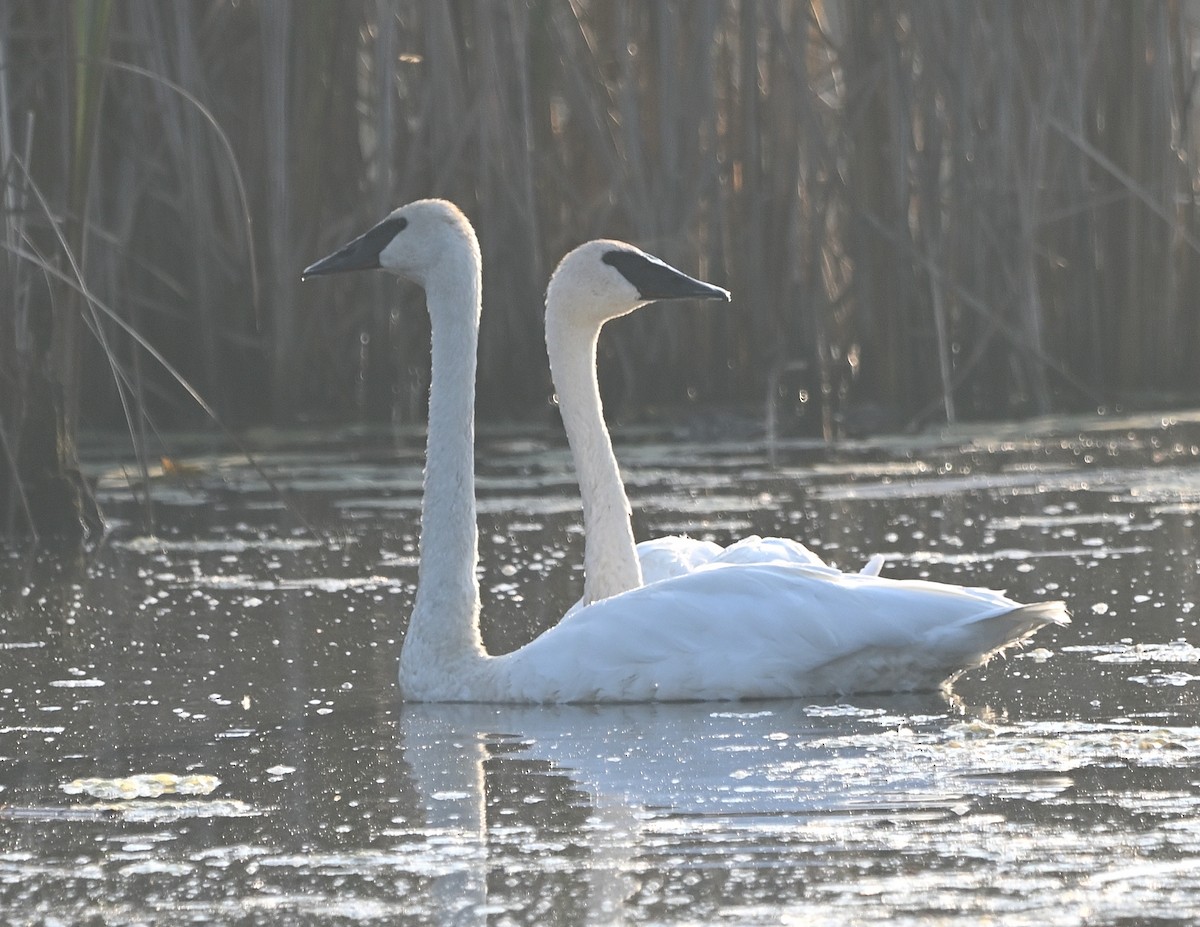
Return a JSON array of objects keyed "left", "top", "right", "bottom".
[{"left": 396, "top": 695, "right": 956, "bottom": 923}]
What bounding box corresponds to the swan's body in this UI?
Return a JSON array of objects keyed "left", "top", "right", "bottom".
[{"left": 304, "top": 201, "right": 1068, "bottom": 703}]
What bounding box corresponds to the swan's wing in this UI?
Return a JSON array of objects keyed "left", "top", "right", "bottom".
[
  {"left": 711, "top": 535, "right": 886, "bottom": 576},
  {"left": 637, "top": 534, "right": 832, "bottom": 586},
  {"left": 636, "top": 536, "right": 724, "bottom": 584},
  {"left": 710, "top": 535, "right": 831, "bottom": 569},
  {"left": 498, "top": 564, "right": 1068, "bottom": 703}
]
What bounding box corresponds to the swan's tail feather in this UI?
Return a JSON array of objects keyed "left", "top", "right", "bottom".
[
  {"left": 860, "top": 554, "right": 886, "bottom": 577},
  {"left": 969, "top": 600, "right": 1070, "bottom": 663},
  {"left": 1015, "top": 601, "right": 1070, "bottom": 626}
]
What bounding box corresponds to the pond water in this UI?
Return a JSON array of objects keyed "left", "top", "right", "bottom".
[{"left": 3, "top": 410, "right": 1200, "bottom": 925}]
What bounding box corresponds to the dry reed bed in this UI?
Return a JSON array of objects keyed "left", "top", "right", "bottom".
[{"left": 2, "top": 1, "right": 1199, "bottom": 535}]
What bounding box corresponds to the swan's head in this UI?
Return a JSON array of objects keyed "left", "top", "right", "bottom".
[
  {"left": 302, "top": 198, "right": 479, "bottom": 288},
  {"left": 545, "top": 240, "right": 730, "bottom": 328}
]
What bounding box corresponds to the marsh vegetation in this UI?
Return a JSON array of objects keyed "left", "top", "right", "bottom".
[{"left": 2, "top": 2, "right": 1199, "bottom": 526}]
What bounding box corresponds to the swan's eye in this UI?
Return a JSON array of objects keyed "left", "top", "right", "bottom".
[
  {"left": 357, "top": 215, "right": 408, "bottom": 256},
  {"left": 379, "top": 215, "right": 408, "bottom": 239}
]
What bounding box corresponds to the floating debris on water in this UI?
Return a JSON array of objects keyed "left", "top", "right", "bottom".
[
  {"left": 1091, "top": 641, "right": 1200, "bottom": 664},
  {"left": 944, "top": 719, "right": 999, "bottom": 740},
  {"left": 62, "top": 773, "right": 220, "bottom": 800}
]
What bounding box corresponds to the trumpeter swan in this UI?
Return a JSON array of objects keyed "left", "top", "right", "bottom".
[
  {"left": 304, "top": 199, "right": 1068, "bottom": 702},
  {"left": 545, "top": 239, "right": 873, "bottom": 611}
]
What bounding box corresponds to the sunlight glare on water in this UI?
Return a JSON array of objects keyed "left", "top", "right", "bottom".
[{"left": 3, "top": 411, "right": 1200, "bottom": 924}]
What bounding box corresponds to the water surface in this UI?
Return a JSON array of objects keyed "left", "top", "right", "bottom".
[{"left": 3, "top": 411, "right": 1200, "bottom": 924}]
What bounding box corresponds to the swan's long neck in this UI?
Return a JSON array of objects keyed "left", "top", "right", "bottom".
[
  {"left": 399, "top": 255, "right": 488, "bottom": 694},
  {"left": 546, "top": 312, "right": 643, "bottom": 605}
]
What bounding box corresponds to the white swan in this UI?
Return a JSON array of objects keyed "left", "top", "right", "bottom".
[
  {"left": 545, "top": 239, "right": 875, "bottom": 611},
  {"left": 304, "top": 199, "right": 1068, "bottom": 703}
]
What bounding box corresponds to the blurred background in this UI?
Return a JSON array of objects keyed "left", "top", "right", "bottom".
[{"left": 4, "top": 0, "right": 1200, "bottom": 441}]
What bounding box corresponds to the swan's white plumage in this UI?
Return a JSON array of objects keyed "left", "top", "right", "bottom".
[
  {"left": 635, "top": 534, "right": 829, "bottom": 584},
  {"left": 305, "top": 201, "right": 1067, "bottom": 704},
  {"left": 493, "top": 566, "right": 1065, "bottom": 703}
]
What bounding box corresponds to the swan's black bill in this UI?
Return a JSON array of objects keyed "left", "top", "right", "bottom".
[
  {"left": 603, "top": 250, "right": 731, "bottom": 302},
  {"left": 302, "top": 215, "right": 408, "bottom": 279}
]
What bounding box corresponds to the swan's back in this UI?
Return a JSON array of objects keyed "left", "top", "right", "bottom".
[
  {"left": 488, "top": 564, "right": 1068, "bottom": 703},
  {"left": 636, "top": 534, "right": 830, "bottom": 585}
]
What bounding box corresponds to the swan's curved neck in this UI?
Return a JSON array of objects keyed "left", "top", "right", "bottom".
[
  {"left": 399, "top": 257, "right": 487, "bottom": 692},
  {"left": 546, "top": 312, "right": 643, "bottom": 605}
]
